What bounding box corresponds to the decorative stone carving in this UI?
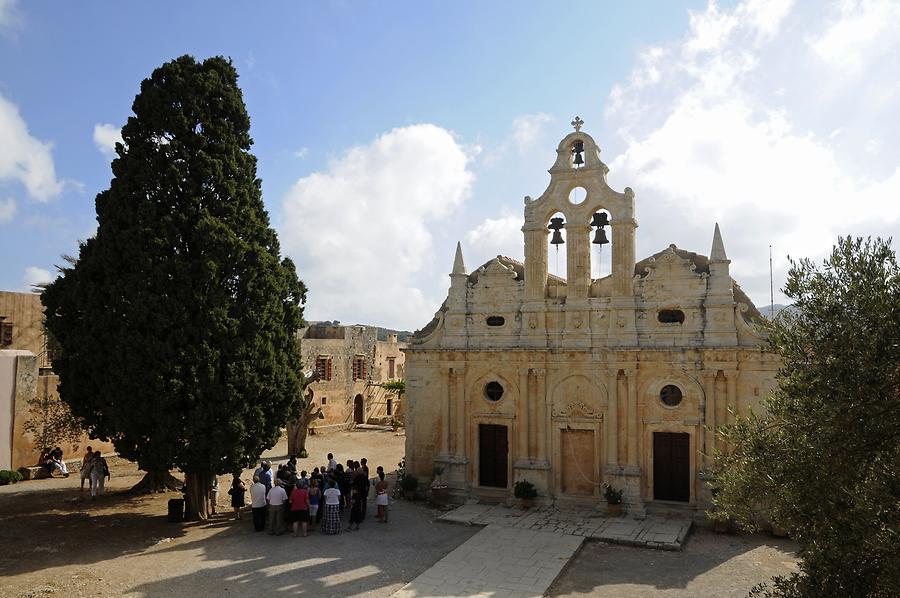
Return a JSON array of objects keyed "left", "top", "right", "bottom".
[{"left": 552, "top": 400, "right": 603, "bottom": 420}]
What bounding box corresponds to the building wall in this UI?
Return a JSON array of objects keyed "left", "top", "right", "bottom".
[
  {"left": 299, "top": 324, "right": 406, "bottom": 428},
  {"left": 1, "top": 291, "right": 115, "bottom": 469}
]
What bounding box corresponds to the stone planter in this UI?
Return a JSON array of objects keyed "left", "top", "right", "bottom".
[
  {"left": 521, "top": 498, "right": 534, "bottom": 510},
  {"left": 607, "top": 502, "right": 622, "bottom": 516},
  {"left": 771, "top": 524, "right": 788, "bottom": 538}
]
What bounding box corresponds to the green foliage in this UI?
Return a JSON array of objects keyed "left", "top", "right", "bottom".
[
  {"left": 602, "top": 482, "right": 623, "bottom": 504},
  {"left": 23, "top": 390, "right": 84, "bottom": 453},
  {"left": 381, "top": 379, "right": 405, "bottom": 394},
  {"left": 514, "top": 479, "right": 537, "bottom": 500},
  {"left": 712, "top": 237, "right": 900, "bottom": 598},
  {"left": 41, "top": 56, "right": 306, "bottom": 502},
  {"left": 0, "top": 470, "right": 24, "bottom": 485},
  {"left": 399, "top": 473, "right": 419, "bottom": 492}
]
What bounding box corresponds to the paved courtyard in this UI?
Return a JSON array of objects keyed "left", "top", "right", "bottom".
[{"left": 438, "top": 503, "right": 692, "bottom": 550}]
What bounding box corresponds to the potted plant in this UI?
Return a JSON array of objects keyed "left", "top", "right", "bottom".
[
  {"left": 399, "top": 473, "right": 419, "bottom": 500},
  {"left": 430, "top": 466, "right": 449, "bottom": 503},
  {"left": 603, "top": 483, "right": 623, "bottom": 516},
  {"left": 0, "top": 470, "right": 24, "bottom": 486},
  {"left": 514, "top": 479, "right": 538, "bottom": 509}
]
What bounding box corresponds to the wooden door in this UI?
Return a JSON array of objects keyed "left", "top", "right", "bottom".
[
  {"left": 478, "top": 424, "right": 508, "bottom": 488},
  {"left": 561, "top": 429, "right": 597, "bottom": 495},
  {"left": 653, "top": 432, "right": 690, "bottom": 502},
  {"left": 354, "top": 394, "right": 364, "bottom": 424}
]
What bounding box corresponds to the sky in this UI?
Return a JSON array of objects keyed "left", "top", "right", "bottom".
[{"left": 1, "top": 0, "right": 899, "bottom": 331}]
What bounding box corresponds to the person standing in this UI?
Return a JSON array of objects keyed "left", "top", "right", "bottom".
[
  {"left": 375, "top": 468, "right": 389, "bottom": 523},
  {"left": 308, "top": 479, "right": 320, "bottom": 533},
  {"left": 209, "top": 475, "right": 219, "bottom": 516},
  {"left": 79, "top": 445, "right": 93, "bottom": 493},
  {"left": 288, "top": 482, "right": 310, "bottom": 537},
  {"left": 327, "top": 453, "right": 337, "bottom": 473},
  {"left": 249, "top": 475, "right": 267, "bottom": 532},
  {"left": 352, "top": 462, "right": 369, "bottom": 520},
  {"left": 266, "top": 479, "right": 288, "bottom": 535},
  {"left": 89, "top": 451, "right": 108, "bottom": 499},
  {"left": 321, "top": 480, "right": 342, "bottom": 535},
  {"left": 228, "top": 475, "right": 246, "bottom": 520},
  {"left": 348, "top": 488, "right": 364, "bottom": 531}
]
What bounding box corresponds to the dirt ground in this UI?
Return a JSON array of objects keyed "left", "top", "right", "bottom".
[
  {"left": 0, "top": 429, "right": 479, "bottom": 598},
  {"left": 548, "top": 529, "right": 799, "bottom": 598}
]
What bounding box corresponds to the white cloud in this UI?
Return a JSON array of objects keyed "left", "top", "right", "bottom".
[
  {"left": 280, "top": 124, "right": 474, "bottom": 330},
  {"left": 22, "top": 266, "right": 52, "bottom": 290},
  {"left": 808, "top": 0, "right": 900, "bottom": 73},
  {"left": 465, "top": 211, "right": 524, "bottom": 262},
  {"left": 0, "top": 196, "right": 14, "bottom": 223},
  {"left": 0, "top": 0, "right": 21, "bottom": 33},
  {"left": 605, "top": 0, "right": 900, "bottom": 307},
  {"left": 511, "top": 113, "right": 554, "bottom": 153},
  {"left": 92, "top": 123, "right": 123, "bottom": 158},
  {"left": 0, "top": 93, "right": 63, "bottom": 202},
  {"left": 293, "top": 147, "right": 309, "bottom": 159}
]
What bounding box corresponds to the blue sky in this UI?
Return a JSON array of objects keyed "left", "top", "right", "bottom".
[{"left": 2, "top": 1, "right": 899, "bottom": 330}]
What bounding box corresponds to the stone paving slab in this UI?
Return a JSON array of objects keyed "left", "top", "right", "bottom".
[
  {"left": 438, "top": 504, "right": 692, "bottom": 551},
  {"left": 393, "top": 524, "right": 584, "bottom": 598}
]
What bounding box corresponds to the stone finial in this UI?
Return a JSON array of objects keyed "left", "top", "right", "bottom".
[
  {"left": 571, "top": 116, "right": 584, "bottom": 132},
  {"left": 710, "top": 223, "right": 728, "bottom": 262},
  {"left": 451, "top": 241, "right": 467, "bottom": 275}
]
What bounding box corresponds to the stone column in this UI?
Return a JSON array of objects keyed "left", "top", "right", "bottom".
[
  {"left": 701, "top": 371, "right": 717, "bottom": 468},
  {"left": 625, "top": 369, "right": 638, "bottom": 466},
  {"left": 523, "top": 227, "right": 549, "bottom": 302},
  {"left": 606, "top": 370, "right": 619, "bottom": 467},
  {"left": 725, "top": 369, "right": 738, "bottom": 426},
  {"left": 441, "top": 368, "right": 452, "bottom": 457},
  {"left": 566, "top": 224, "right": 592, "bottom": 300},
  {"left": 535, "top": 369, "right": 548, "bottom": 464},
  {"left": 518, "top": 368, "right": 529, "bottom": 462},
  {"left": 454, "top": 369, "right": 466, "bottom": 458}
]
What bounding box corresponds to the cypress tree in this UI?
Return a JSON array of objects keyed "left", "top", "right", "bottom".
[{"left": 42, "top": 55, "right": 305, "bottom": 520}]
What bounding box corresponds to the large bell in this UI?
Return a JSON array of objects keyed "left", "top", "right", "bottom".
[
  {"left": 592, "top": 228, "right": 609, "bottom": 245},
  {"left": 550, "top": 230, "right": 565, "bottom": 245},
  {"left": 572, "top": 140, "right": 585, "bottom": 166},
  {"left": 548, "top": 217, "right": 564, "bottom": 231},
  {"left": 590, "top": 212, "right": 610, "bottom": 227}
]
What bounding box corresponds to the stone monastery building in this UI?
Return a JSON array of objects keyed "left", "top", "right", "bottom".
[{"left": 405, "top": 119, "right": 779, "bottom": 515}]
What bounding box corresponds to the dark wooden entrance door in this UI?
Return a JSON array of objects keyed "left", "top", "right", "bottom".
[
  {"left": 653, "top": 432, "right": 690, "bottom": 502},
  {"left": 478, "top": 424, "right": 508, "bottom": 488},
  {"left": 353, "top": 394, "right": 364, "bottom": 424}
]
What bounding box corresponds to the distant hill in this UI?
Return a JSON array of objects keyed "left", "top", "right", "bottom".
[{"left": 764, "top": 303, "right": 796, "bottom": 319}]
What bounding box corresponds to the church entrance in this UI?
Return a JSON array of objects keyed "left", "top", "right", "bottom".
[
  {"left": 653, "top": 432, "right": 690, "bottom": 502},
  {"left": 560, "top": 429, "right": 597, "bottom": 495},
  {"left": 353, "top": 394, "right": 364, "bottom": 424},
  {"left": 478, "top": 424, "right": 508, "bottom": 488}
]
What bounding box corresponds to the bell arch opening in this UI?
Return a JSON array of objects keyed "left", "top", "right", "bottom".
[
  {"left": 547, "top": 212, "right": 568, "bottom": 287},
  {"left": 589, "top": 209, "right": 612, "bottom": 281}
]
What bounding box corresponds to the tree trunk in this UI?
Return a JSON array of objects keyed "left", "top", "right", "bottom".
[
  {"left": 184, "top": 471, "right": 210, "bottom": 521},
  {"left": 130, "top": 469, "right": 183, "bottom": 493},
  {"left": 287, "top": 407, "right": 321, "bottom": 456}
]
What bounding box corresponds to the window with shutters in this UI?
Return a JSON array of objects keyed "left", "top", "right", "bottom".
[
  {"left": 321, "top": 396, "right": 327, "bottom": 405},
  {"left": 387, "top": 357, "right": 396, "bottom": 379},
  {"left": 0, "top": 320, "right": 12, "bottom": 347},
  {"left": 315, "top": 355, "right": 333, "bottom": 381},
  {"left": 352, "top": 356, "right": 367, "bottom": 380}
]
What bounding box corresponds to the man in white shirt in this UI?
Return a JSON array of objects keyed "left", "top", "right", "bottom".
[
  {"left": 266, "top": 478, "right": 288, "bottom": 535},
  {"left": 327, "top": 453, "right": 337, "bottom": 472},
  {"left": 249, "top": 476, "right": 267, "bottom": 532}
]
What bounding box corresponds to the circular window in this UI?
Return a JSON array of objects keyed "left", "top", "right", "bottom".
[
  {"left": 660, "top": 385, "right": 683, "bottom": 407},
  {"left": 569, "top": 186, "right": 587, "bottom": 205},
  {"left": 484, "top": 381, "right": 504, "bottom": 402}
]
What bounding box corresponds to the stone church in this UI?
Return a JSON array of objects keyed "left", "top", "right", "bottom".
[{"left": 404, "top": 119, "right": 779, "bottom": 515}]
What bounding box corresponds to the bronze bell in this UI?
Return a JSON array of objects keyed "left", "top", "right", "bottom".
[
  {"left": 548, "top": 217, "right": 564, "bottom": 231},
  {"left": 550, "top": 230, "right": 565, "bottom": 245},
  {"left": 572, "top": 140, "right": 584, "bottom": 166},
  {"left": 590, "top": 211, "right": 610, "bottom": 227},
  {"left": 592, "top": 228, "right": 609, "bottom": 245}
]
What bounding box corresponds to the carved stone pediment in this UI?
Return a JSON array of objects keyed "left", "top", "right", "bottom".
[
  {"left": 477, "top": 257, "right": 518, "bottom": 282},
  {"left": 552, "top": 400, "right": 603, "bottom": 420},
  {"left": 640, "top": 245, "right": 701, "bottom": 281}
]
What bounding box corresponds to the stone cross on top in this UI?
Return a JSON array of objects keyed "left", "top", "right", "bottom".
[{"left": 571, "top": 116, "right": 584, "bottom": 132}]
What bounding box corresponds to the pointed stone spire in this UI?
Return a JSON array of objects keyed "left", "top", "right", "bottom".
[
  {"left": 710, "top": 223, "right": 728, "bottom": 262},
  {"left": 451, "top": 241, "right": 467, "bottom": 275}
]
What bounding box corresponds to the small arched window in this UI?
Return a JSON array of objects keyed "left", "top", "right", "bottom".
[
  {"left": 486, "top": 316, "right": 505, "bottom": 327},
  {"left": 658, "top": 309, "right": 685, "bottom": 324},
  {"left": 660, "top": 385, "right": 683, "bottom": 407}
]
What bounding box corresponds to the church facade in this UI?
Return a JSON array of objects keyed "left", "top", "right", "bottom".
[{"left": 404, "top": 120, "right": 779, "bottom": 515}]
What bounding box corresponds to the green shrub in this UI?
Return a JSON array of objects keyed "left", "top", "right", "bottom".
[
  {"left": 514, "top": 479, "right": 538, "bottom": 500},
  {"left": 399, "top": 473, "right": 419, "bottom": 492},
  {"left": 0, "top": 470, "right": 24, "bottom": 485}
]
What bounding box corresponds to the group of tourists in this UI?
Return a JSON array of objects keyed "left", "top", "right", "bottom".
[
  {"left": 224, "top": 452, "right": 390, "bottom": 537},
  {"left": 39, "top": 445, "right": 110, "bottom": 499}
]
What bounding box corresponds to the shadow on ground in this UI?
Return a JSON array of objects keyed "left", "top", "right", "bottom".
[{"left": 548, "top": 529, "right": 798, "bottom": 598}]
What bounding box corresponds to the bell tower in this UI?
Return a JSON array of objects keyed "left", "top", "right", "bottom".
[{"left": 521, "top": 117, "right": 638, "bottom": 348}]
